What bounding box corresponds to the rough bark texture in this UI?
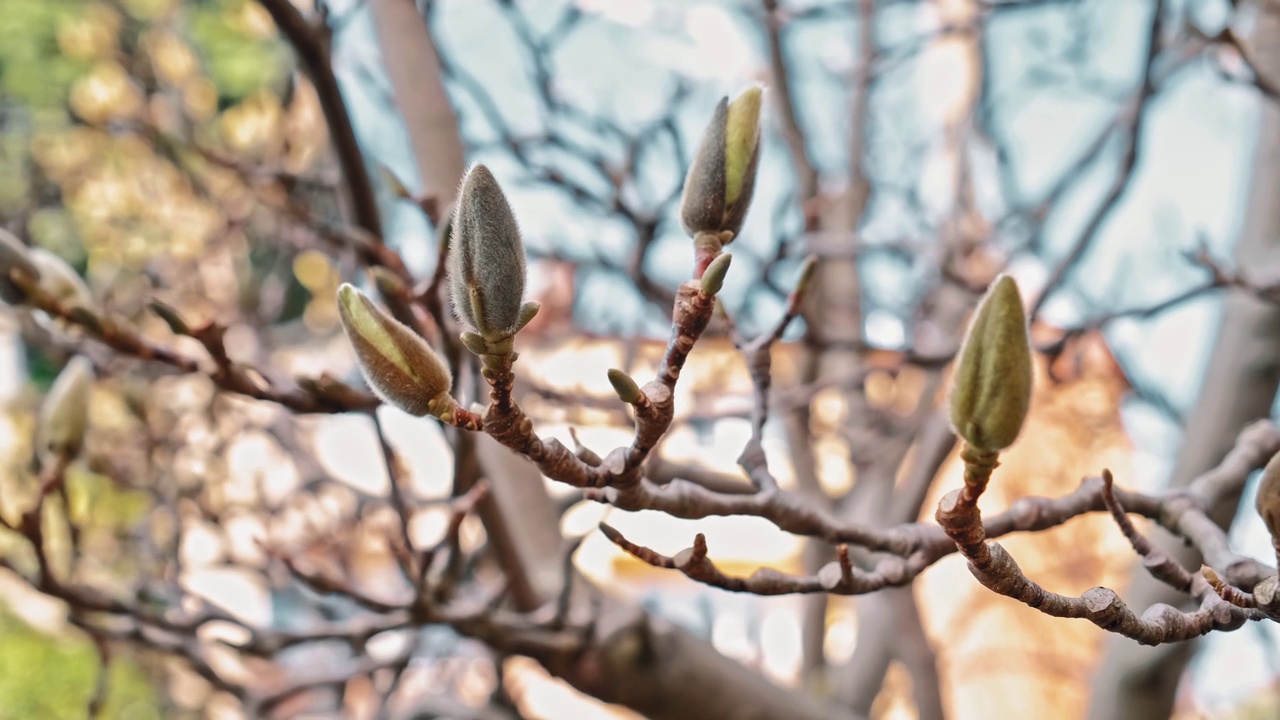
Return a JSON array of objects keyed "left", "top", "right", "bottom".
[{"left": 1087, "top": 2, "right": 1280, "bottom": 717}]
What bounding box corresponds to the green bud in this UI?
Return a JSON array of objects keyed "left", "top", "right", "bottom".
[
  {"left": 948, "top": 274, "right": 1033, "bottom": 454},
  {"left": 459, "top": 331, "right": 488, "bottom": 356},
  {"left": 724, "top": 87, "right": 762, "bottom": 208},
  {"left": 0, "top": 227, "right": 40, "bottom": 304},
  {"left": 148, "top": 299, "right": 190, "bottom": 336},
  {"left": 606, "top": 369, "right": 643, "bottom": 405},
  {"left": 369, "top": 266, "right": 407, "bottom": 299},
  {"left": 794, "top": 255, "right": 818, "bottom": 296},
  {"left": 37, "top": 356, "right": 94, "bottom": 462},
  {"left": 30, "top": 248, "right": 92, "bottom": 310},
  {"left": 514, "top": 301, "right": 541, "bottom": 334},
  {"left": 380, "top": 164, "right": 412, "bottom": 200},
  {"left": 680, "top": 87, "right": 763, "bottom": 242},
  {"left": 700, "top": 253, "right": 733, "bottom": 296},
  {"left": 337, "top": 283, "right": 452, "bottom": 416},
  {"left": 448, "top": 164, "right": 527, "bottom": 340},
  {"left": 1256, "top": 451, "right": 1280, "bottom": 541}
]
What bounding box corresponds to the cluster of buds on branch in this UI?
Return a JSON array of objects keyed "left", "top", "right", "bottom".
[
  {"left": 336, "top": 89, "right": 765, "bottom": 479},
  {"left": 7, "top": 81, "right": 1280, "bottom": 720}
]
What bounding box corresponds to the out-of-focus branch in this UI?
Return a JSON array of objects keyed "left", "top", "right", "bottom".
[
  {"left": 369, "top": 0, "right": 466, "bottom": 218},
  {"left": 604, "top": 421, "right": 1280, "bottom": 604},
  {"left": 14, "top": 274, "right": 379, "bottom": 413},
  {"left": 258, "top": 0, "right": 383, "bottom": 238},
  {"left": 1030, "top": 0, "right": 1166, "bottom": 320},
  {"left": 762, "top": 0, "right": 819, "bottom": 200},
  {"left": 1090, "top": 3, "right": 1280, "bottom": 716}
]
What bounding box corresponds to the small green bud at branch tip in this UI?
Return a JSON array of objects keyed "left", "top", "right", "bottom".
[
  {"left": 607, "top": 369, "right": 644, "bottom": 405},
  {"left": 700, "top": 253, "right": 733, "bottom": 296},
  {"left": 460, "top": 331, "right": 488, "bottom": 356},
  {"left": 30, "top": 249, "right": 91, "bottom": 310},
  {"left": 369, "top": 266, "right": 407, "bottom": 298},
  {"left": 794, "top": 255, "right": 818, "bottom": 296},
  {"left": 515, "top": 301, "right": 541, "bottom": 334},
  {"left": 149, "top": 299, "right": 191, "bottom": 336}
]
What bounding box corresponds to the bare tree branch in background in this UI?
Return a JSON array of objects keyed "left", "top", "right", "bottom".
[{"left": 3, "top": 0, "right": 1280, "bottom": 718}]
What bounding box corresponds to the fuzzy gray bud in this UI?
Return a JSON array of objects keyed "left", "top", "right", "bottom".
[
  {"left": 448, "top": 164, "right": 527, "bottom": 340},
  {"left": 680, "top": 87, "right": 762, "bottom": 242},
  {"left": 338, "top": 283, "right": 453, "bottom": 416},
  {"left": 949, "top": 275, "right": 1033, "bottom": 454}
]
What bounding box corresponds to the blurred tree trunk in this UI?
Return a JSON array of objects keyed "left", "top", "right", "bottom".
[
  {"left": 1087, "top": 2, "right": 1280, "bottom": 717},
  {"left": 830, "top": 1, "right": 985, "bottom": 716},
  {"left": 369, "top": 0, "right": 466, "bottom": 211}
]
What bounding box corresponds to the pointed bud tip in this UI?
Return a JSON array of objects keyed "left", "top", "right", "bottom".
[
  {"left": 336, "top": 283, "right": 453, "bottom": 417},
  {"left": 607, "top": 368, "right": 644, "bottom": 405},
  {"left": 948, "top": 274, "right": 1033, "bottom": 454},
  {"left": 795, "top": 255, "right": 818, "bottom": 295},
  {"left": 460, "top": 163, "right": 499, "bottom": 193},
  {"left": 450, "top": 164, "right": 527, "bottom": 338},
  {"left": 38, "top": 356, "right": 95, "bottom": 461},
  {"left": 724, "top": 86, "right": 764, "bottom": 210},
  {"left": 380, "top": 165, "right": 412, "bottom": 200},
  {"left": 728, "top": 86, "right": 763, "bottom": 123},
  {"left": 700, "top": 253, "right": 733, "bottom": 296}
]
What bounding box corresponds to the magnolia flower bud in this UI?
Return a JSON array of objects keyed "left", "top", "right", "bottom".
[
  {"left": 680, "top": 87, "right": 763, "bottom": 242},
  {"left": 949, "top": 275, "right": 1033, "bottom": 454},
  {"left": 337, "top": 283, "right": 452, "bottom": 416},
  {"left": 30, "top": 248, "right": 92, "bottom": 310},
  {"left": 37, "top": 356, "right": 94, "bottom": 462},
  {"left": 1256, "top": 451, "right": 1280, "bottom": 541},
  {"left": 448, "top": 164, "right": 527, "bottom": 340},
  {"left": 0, "top": 227, "right": 40, "bottom": 303}
]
